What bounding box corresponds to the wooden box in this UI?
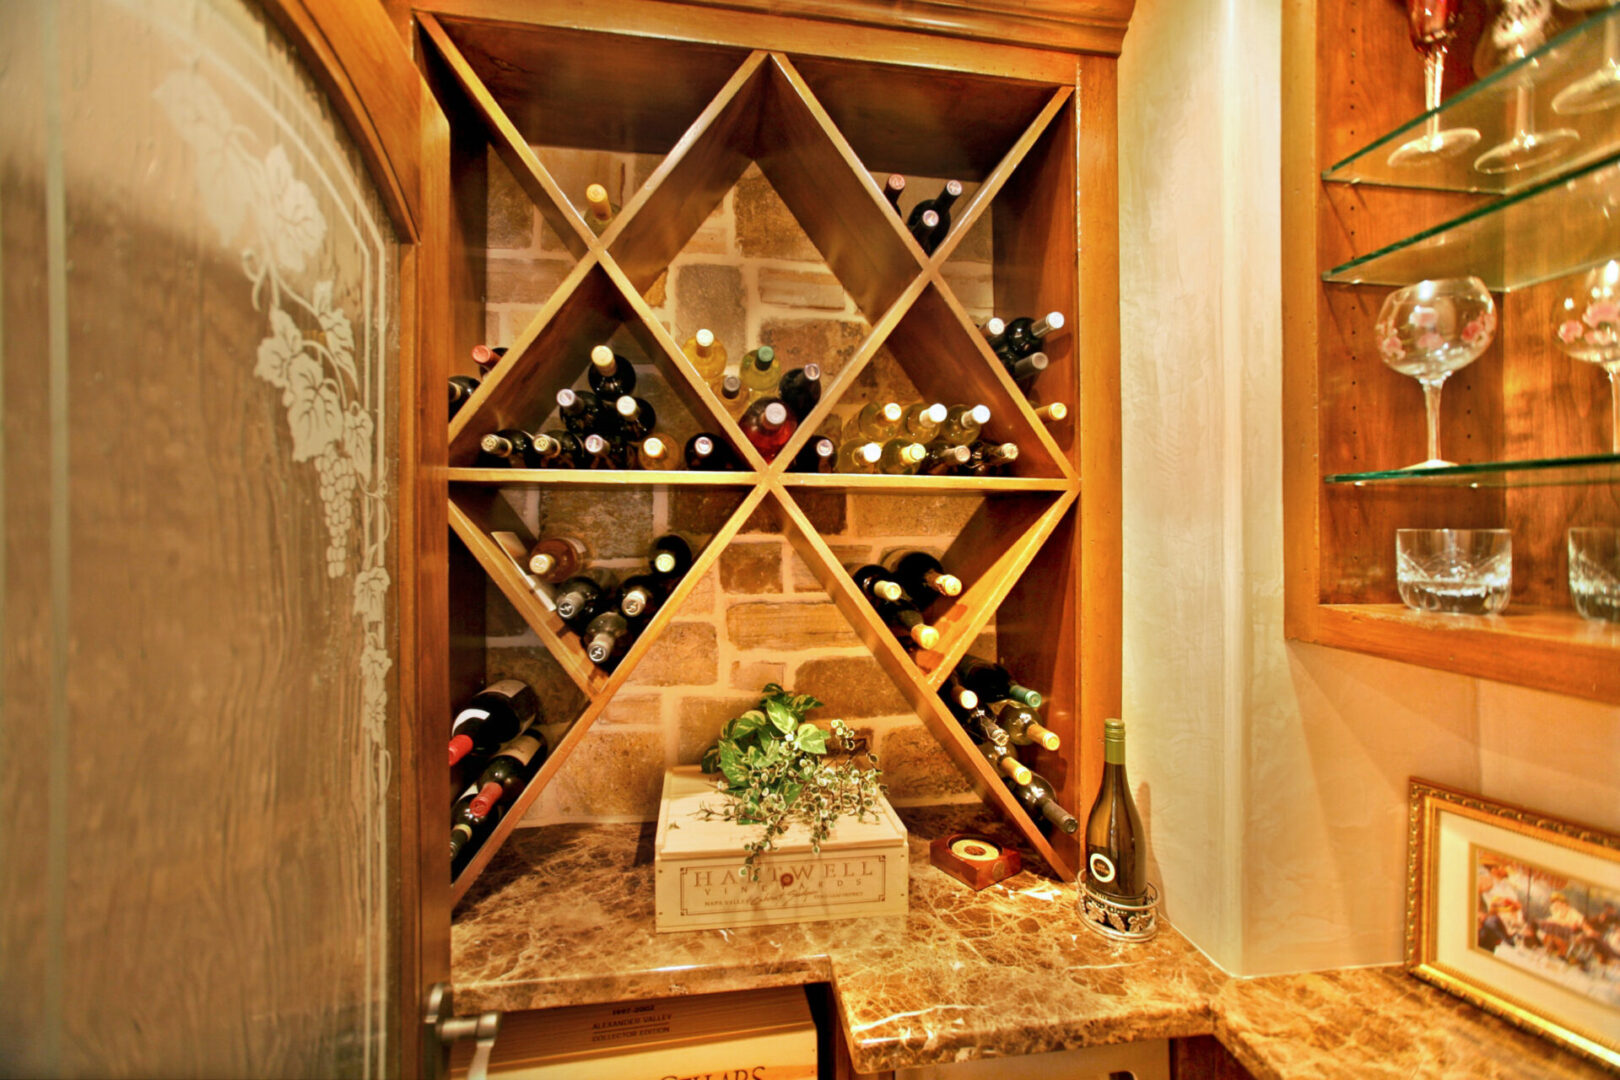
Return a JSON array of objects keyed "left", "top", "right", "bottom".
[
  {"left": 654, "top": 766, "right": 909, "bottom": 932},
  {"left": 449, "top": 986, "right": 817, "bottom": 1079}
]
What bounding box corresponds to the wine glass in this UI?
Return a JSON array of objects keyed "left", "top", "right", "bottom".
[
  {"left": 1377, "top": 277, "right": 1497, "bottom": 468},
  {"left": 1553, "top": 0, "right": 1620, "bottom": 115},
  {"left": 1388, "top": 0, "right": 1483, "bottom": 167},
  {"left": 1474, "top": 0, "right": 1581, "bottom": 173},
  {"left": 1554, "top": 259, "right": 1620, "bottom": 451}
]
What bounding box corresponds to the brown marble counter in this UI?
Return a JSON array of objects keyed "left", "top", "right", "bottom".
[{"left": 452, "top": 809, "right": 1613, "bottom": 1078}]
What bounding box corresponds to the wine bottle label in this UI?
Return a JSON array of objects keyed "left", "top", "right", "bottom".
[
  {"left": 1088, "top": 852, "right": 1118, "bottom": 884},
  {"left": 486, "top": 679, "right": 529, "bottom": 701},
  {"left": 495, "top": 734, "right": 544, "bottom": 768}
]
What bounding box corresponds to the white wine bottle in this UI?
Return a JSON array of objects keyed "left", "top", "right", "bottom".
[
  {"left": 1084, "top": 718, "right": 1146, "bottom": 900},
  {"left": 683, "top": 328, "right": 727, "bottom": 381}
]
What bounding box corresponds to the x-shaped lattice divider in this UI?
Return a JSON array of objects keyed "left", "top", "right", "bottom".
[{"left": 423, "top": 16, "right": 1086, "bottom": 902}]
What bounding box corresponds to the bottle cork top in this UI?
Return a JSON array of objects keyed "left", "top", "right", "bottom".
[{"left": 591, "top": 344, "right": 615, "bottom": 369}]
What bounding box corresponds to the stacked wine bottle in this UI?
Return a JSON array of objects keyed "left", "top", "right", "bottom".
[
  {"left": 794, "top": 399, "right": 1020, "bottom": 476},
  {"left": 526, "top": 533, "right": 695, "bottom": 671},
  {"left": 446, "top": 678, "right": 546, "bottom": 877},
  {"left": 681, "top": 328, "right": 822, "bottom": 461}
]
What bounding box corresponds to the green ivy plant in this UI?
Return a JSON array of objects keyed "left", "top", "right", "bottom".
[{"left": 698, "top": 683, "right": 886, "bottom": 880}]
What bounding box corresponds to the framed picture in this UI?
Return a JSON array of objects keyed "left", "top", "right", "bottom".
[{"left": 1407, "top": 779, "right": 1620, "bottom": 1070}]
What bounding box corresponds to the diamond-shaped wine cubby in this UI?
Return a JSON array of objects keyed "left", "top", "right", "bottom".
[{"left": 421, "top": 12, "right": 1104, "bottom": 905}]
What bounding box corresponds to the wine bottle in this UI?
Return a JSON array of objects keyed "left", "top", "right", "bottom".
[
  {"left": 649, "top": 534, "right": 693, "bottom": 580},
  {"left": 581, "top": 432, "right": 626, "bottom": 469},
  {"left": 470, "top": 344, "right": 507, "bottom": 374},
  {"left": 778, "top": 363, "right": 822, "bottom": 421},
  {"left": 584, "top": 610, "right": 631, "bottom": 667},
  {"left": 919, "top": 442, "right": 970, "bottom": 476},
  {"left": 965, "top": 441, "right": 1019, "bottom": 477},
  {"left": 907, "top": 208, "right": 939, "bottom": 247},
  {"left": 979, "top": 741, "right": 1032, "bottom": 785},
  {"left": 478, "top": 429, "right": 538, "bottom": 468},
  {"left": 556, "top": 388, "right": 609, "bottom": 436},
  {"left": 914, "top": 179, "right": 962, "bottom": 253},
  {"left": 449, "top": 374, "right": 480, "bottom": 420},
  {"left": 683, "top": 328, "right": 726, "bottom": 381},
  {"left": 992, "top": 311, "right": 1067, "bottom": 361},
  {"left": 882, "top": 172, "right": 905, "bottom": 211},
  {"left": 739, "top": 346, "right": 780, "bottom": 394},
  {"left": 531, "top": 430, "right": 582, "bottom": 469},
  {"left": 889, "top": 551, "right": 962, "bottom": 601},
  {"left": 991, "top": 699, "right": 1060, "bottom": 750},
  {"left": 613, "top": 395, "right": 657, "bottom": 441},
  {"left": 857, "top": 401, "right": 903, "bottom": 441},
  {"left": 876, "top": 596, "right": 938, "bottom": 649},
  {"left": 851, "top": 564, "right": 905, "bottom": 603},
  {"left": 739, "top": 399, "right": 797, "bottom": 458},
  {"left": 943, "top": 683, "right": 1010, "bottom": 746},
  {"left": 1034, "top": 402, "right": 1068, "bottom": 423},
  {"left": 955, "top": 655, "right": 1043, "bottom": 708},
  {"left": 635, "top": 435, "right": 680, "bottom": 471},
  {"left": 1084, "top": 718, "right": 1145, "bottom": 897},
  {"left": 447, "top": 679, "right": 540, "bottom": 766},
  {"left": 902, "top": 402, "right": 947, "bottom": 442},
  {"left": 979, "top": 317, "right": 1006, "bottom": 342},
  {"left": 939, "top": 403, "right": 991, "bottom": 446},
  {"left": 615, "top": 574, "right": 665, "bottom": 621},
  {"left": 720, "top": 373, "right": 744, "bottom": 403},
  {"left": 451, "top": 783, "right": 506, "bottom": 874},
  {"left": 1006, "top": 351, "right": 1049, "bottom": 384},
  {"left": 878, "top": 439, "right": 926, "bottom": 475},
  {"left": 527, "top": 535, "right": 589, "bottom": 583},
  {"left": 792, "top": 435, "right": 836, "bottom": 473},
  {"left": 1010, "top": 770, "right": 1079, "bottom": 835},
  {"left": 467, "top": 730, "right": 550, "bottom": 818},
  {"left": 554, "top": 576, "right": 606, "bottom": 631},
  {"left": 836, "top": 440, "right": 882, "bottom": 474},
  {"left": 684, "top": 433, "right": 737, "bottom": 471},
  {"left": 587, "top": 344, "right": 637, "bottom": 399},
  {"left": 583, "top": 182, "right": 617, "bottom": 235}
]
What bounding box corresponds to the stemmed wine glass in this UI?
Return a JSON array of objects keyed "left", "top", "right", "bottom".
[
  {"left": 1554, "top": 259, "right": 1620, "bottom": 451},
  {"left": 1553, "top": 0, "right": 1620, "bottom": 115},
  {"left": 1377, "top": 277, "right": 1497, "bottom": 468},
  {"left": 1388, "top": 0, "right": 1483, "bottom": 167},
  {"left": 1474, "top": 0, "right": 1580, "bottom": 173}
]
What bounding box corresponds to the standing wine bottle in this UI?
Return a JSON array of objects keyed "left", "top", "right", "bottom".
[
  {"left": 635, "top": 435, "right": 680, "bottom": 471},
  {"left": 907, "top": 208, "right": 939, "bottom": 247},
  {"left": 991, "top": 699, "right": 1060, "bottom": 750},
  {"left": 889, "top": 551, "right": 962, "bottom": 601},
  {"left": 778, "top": 363, "right": 822, "bottom": 421},
  {"left": 739, "top": 347, "right": 781, "bottom": 395},
  {"left": 902, "top": 402, "right": 948, "bottom": 442},
  {"left": 449, "top": 374, "right": 480, "bottom": 420},
  {"left": 447, "top": 679, "right": 540, "bottom": 766},
  {"left": 587, "top": 344, "right": 637, "bottom": 399},
  {"left": 739, "top": 399, "right": 797, "bottom": 458},
  {"left": 613, "top": 395, "right": 657, "bottom": 441},
  {"left": 467, "top": 730, "right": 550, "bottom": 818},
  {"left": 479, "top": 429, "right": 539, "bottom": 468},
  {"left": 556, "top": 388, "right": 608, "bottom": 436},
  {"left": 1084, "top": 718, "right": 1146, "bottom": 898},
  {"left": 581, "top": 432, "right": 626, "bottom": 469},
  {"left": 583, "top": 183, "right": 617, "bottom": 234},
  {"left": 554, "top": 576, "right": 606, "bottom": 632},
  {"left": 882, "top": 173, "right": 905, "bottom": 212},
  {"left": 876, "top": 596, "right": 938, "bottom": 649},
  {"left": 978, "top": 741, "right": 1032, "bottom": 785},
  {"left": 683, "top": 328, "right": 727, "bottom": 381},
  {"left": 919, "top": 442, "right": 970, "bottom": 476},
  {"left": 615, "top": 575, "right": 665, "bottom": 622},
  {"left": 955, "top": 655, "right": 1043, "bottom": 708},
  {"left": 938, "top": 403, "right": 991, "bottom": 446},
  {"left": 1010, "top": 771, "right": 1079, "bottom": 835},
  {"left": 878, "top": 440, "right": 926, "bottom": 475},
  {"left": 836, "top": 440, "right": 882, "bottom": 474},
  {"left": 851, "top": 564, "right": 905, "bottom": 603},
  {"left": 649, "top": 534, "right": 694, "bottom": 580},
  {"left": 793, "top": 435, "right": 837, "bottom": 473},
  {"left": 1034, "top": 402, "right": 1068, "bottom": 423},
  {"left": 530, "top": 430, "right": 582, "bottom": 469},
  {"left": 584, "top": 610, "right": 632, "bottom": 667},
  {"left": 857, "top": 401, "right": 904, "bottom": 441},
  {"left": 684, "top": 433, "right": 737, "bottom": 471},
  {"left": 992, "top": 311, "right": 1067, "bottom": 361},
  {"left": 527, "top": 535, "right": 589, "bottom": 583}
]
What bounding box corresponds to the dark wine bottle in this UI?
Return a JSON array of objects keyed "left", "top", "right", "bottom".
[
  {"left": 684, "top": 433, "right": 737, "bottom": 471},
  {"left": 943, "top": 683, "right": 1009, "bottom": 746},
  {"left": 1006, "top": 350, "right": 1049, "bottom": 384},
  {"left": 650, "top": 535, "right": 694, "bottom": 580},
  {"left": 978, "top": 741, "right": 1032, "bottom": 785},
  {"left": 778, "top": 363, "right": 822, "bottom": 421},
  {"left": 793, "top": 435, "right": 836, "bottom": 474},
  {"left": 450, "top": 783, "right": 506, "bottom": 874},
  {"left": 917, "top": 179, "right": 962, "bottom": 252},
  {"left": 889, "top": 551, "right": 962, "bottom": 601},
  {"left": 1084, "top": 718, "right": 1146, "bottom": 897},
  {"left": 965, "top": 440, "right": 1019, "bottom": 477},
  {"left": 1010, "top": 770, "right": 1079, "bottom": 835},
  {"left": 478, "top": 429, "right": 540, "bottom": 468},
  {"left": 616, "top": 574, "right": 665, "bottom": 621},
  {"left": 470, "top": 344, "right": 507, "bottom": 374},
  {"left": 739, "top": 399, "right": 797, "bottom": 459},
  {"left": 582, "top": 432, "right": 626, "bottom": 470},
  {"left": 531, "top": 430, "right": 582, "bottom": 469},
  {"left": 447, "top": 679, "right": 540, "bottom": 766},
  {"left": 907, "top": 208, "right": 939, "bottom": 247},
  {"left": 467, "top": 731, "right": 550, "bottom": 818},
  {"left": 991, "top": 699, "right": 1060, "bottom": 750},
  {"left": 919, "top": 442, "right": 970, "bottom": 476},
  {"left": 584, "top": 610, "right": 631, "bottom": 667},
  {"left": 955, "top": 655, "right": 1043, "bottom": 709},
  {"left": 613, "top": 395, "right": 657, "bottom": 441},
  {"left": 449, "top": 375, "right": 480, "bottom": 420},
  {"left": 979, "top": 317, "right": 1005, "bottom": 342},
  {"left": 876, "top": 596, "right": 938, "bottom": 649},
  {"left": 882, "top": 172, "right": 905, "bottom": 211},
  {"left": 587, "top": 344, "right": 637, "bottom": 399},
  {"left": 554, "top": 576, "right": 606, "bottom": 632},
  {"left": 556, "top": 388, "right": 608, "bottom": 436},
  {"left": 850, "top": 564, "right": 905, "bottom": 604},
  {"left": 992, "top": 312, "right": 1067, "bottom": 361}
]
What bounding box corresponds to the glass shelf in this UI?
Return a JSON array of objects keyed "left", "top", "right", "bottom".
[
  {"left": 1321, "top": 152, "right": 1620, "bottom": 291},
  {"left": 1325, "top": 452, "right": 1620, "bottom": 487},
  {"left": 1324, "top": 7, "right": 1620, "bottom": 194}
]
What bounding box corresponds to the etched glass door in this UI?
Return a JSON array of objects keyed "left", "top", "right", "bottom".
[{"left": 0, "top": 1, "right": 408, "bottom": 1074}]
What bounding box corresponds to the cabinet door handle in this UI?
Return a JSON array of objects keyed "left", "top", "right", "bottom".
[{"left": 422, "top": 982, "right": 502, "bottom": 1080}]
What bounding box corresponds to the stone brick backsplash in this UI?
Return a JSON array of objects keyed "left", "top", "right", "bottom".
[{"left": 472, "top": 145, "right": 1012, "bottom": 823}]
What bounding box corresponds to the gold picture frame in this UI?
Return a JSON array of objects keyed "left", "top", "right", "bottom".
[{"left": 1407, "top": 779, "right": 1620, "bottom": 1070}]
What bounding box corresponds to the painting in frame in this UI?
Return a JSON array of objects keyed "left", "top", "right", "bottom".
[{"left": 1407, "top": 779, "right": 1620, "bottom": 1070}]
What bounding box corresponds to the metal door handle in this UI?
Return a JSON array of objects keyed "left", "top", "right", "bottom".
[{"left": 422, "top": 982, "right": 502, "bottom": 1080}]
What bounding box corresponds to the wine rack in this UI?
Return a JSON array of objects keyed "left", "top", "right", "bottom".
[{"left": 419, "top": 10, "right": 1118, "bottom": 905}]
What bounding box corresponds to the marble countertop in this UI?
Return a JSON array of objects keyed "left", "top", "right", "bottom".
[{"left": 452, "top": 808, "right": 1611, "bottom": 1078}]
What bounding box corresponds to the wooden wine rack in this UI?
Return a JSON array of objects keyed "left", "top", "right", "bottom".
[{"left": 417, "top": 7, "right": 1122, "bottom": 906}]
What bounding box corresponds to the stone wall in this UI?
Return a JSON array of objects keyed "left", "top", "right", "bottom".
[{"left": 473, "top": 149, "right": 1003, "bottom": 821}]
